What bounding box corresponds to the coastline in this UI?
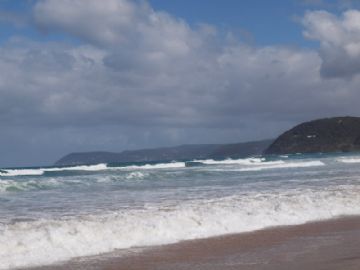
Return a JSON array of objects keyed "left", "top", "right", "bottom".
[{"left": 27, "top": 216, "right": 360, "bottom": 270}]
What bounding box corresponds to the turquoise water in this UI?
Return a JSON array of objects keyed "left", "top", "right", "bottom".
[{"left": 1, "top": 153, "right": 360, "bottom": 269}]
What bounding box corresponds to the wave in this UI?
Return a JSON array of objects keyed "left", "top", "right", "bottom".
[
  {"left": 125, "top": 171, "right": 148, "bottom": 180},
  {"left": 0, "top": 164, "right": 108, "bottom": 177},
  {"left": 0, "top": 158, "right": 325, "bottom": 178},
  {"left": 235, "top": 160, "right": 325, "bottom": 171},
  {"left": 337, "top": 157, "right": 360, "bottom": 163},
  {"left": 0, "top": 169, "right": 44, "bottom": 177},
  {"left": 0, "top": 179, "right": 61, "bottom": 192},
  {"left": 118, "top": 162, "right": 186, "bottom": 170},
  {"left": 0, "top": 174, "right": 148, "bottom": 193},
  {"left": 1, "top": 185, "right": 360, "bottom": 269},
  {"left": 0, "top": 162, "right": 185, "bottom": 177},
  {"left": 46, "top": 163, "right": 108, "bottom": 172},
  {"left": 190, "top": 157, "right": 268, "bottom": 165},
  {"left": 187, "top": 158, "right": 324, "bottom": 171}
]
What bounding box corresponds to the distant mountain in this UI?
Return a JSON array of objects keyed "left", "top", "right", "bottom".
[
  {"left": 265, "top": 116, "right": 360, "bottom": 155},
  {"left": 55, "top": 139, "right": 273, "bottom": 166},
  {"left": 208, "top": 140, "right": 273, "bottom": 159}
]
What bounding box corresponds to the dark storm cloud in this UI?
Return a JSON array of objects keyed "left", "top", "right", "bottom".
[{"left": 1, "top": 0, "right": 360, "bottom": 166}]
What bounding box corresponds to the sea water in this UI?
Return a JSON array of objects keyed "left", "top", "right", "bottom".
[{"left": 1, "top": 153, "right": 360, "bottom": 269}]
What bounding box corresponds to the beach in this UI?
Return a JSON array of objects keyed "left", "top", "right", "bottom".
[
  {"left": 2, "top": 154, "right": 360, "bottom": 269},
  {"left": 2, "top": 0, "right": 360, "bottom": 269},
  {"left": 29, "top": 216, "right": 360, "bottom": 270}
]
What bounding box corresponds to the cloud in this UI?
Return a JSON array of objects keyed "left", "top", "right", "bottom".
[
  {"left": 29, "top": 1, "right": 358, "bottom": 124},
  {"left": 33, "top": 0, "right": 201, "bottom": 56},
  {"left": 33, "top": 0, "right": 138, "bottom": 46},
  {"left": 1, "top": 0, "right": 360, "bottom": 165},
  {"left": 302, "top": 9, "right": 360, "bottom": 78}
]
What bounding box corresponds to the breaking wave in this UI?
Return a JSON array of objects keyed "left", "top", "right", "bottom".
[
  {"left": 0, "top": 164, "right": 108, "bottom": 177},
  {"left": 186, "top": 158, "right": 324, "bottom": 171},
  {"left": 117, "top": 162, "right": 186, "bottom": 170},
  {"left": 1, "top": 185, "right": 360, "bottom": 269},
  {"left": 0, "top": 169, "right": 44, "bottom": 177},
  {"left": 0, "top": 162, "right": 187, "bottom": 177},
  {"left": 337, "top": 157, "right": 360, "bottom": 163},
  {"left": 0, "top": 179, "right": 61, "bottom": 192},
  {"left": 235, "top": 160, "right": 325, "bottom": 171},
  {"left": 190, "top": 157, "right": 267, "bottom": 165}
]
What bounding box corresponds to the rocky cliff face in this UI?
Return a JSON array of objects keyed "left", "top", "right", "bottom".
[{"left": 265, "top": 117, "right": 360, "bottom": 155}]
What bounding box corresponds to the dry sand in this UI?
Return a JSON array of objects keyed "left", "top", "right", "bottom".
[{"left": 28, "top": 216, "right": 360, "bottom": 270}]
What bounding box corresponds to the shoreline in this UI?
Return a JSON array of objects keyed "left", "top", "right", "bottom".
[{"left": 27, "top": 216, "right": 360, "bottom": 270}]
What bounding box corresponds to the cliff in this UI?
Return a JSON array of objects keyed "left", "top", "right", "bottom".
[{"left": 265, "top": 117, "right": 360, "bottom": 155}]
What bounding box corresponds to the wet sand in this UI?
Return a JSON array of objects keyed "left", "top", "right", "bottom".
[{"left": 29, "top": 216, "right": 360, "bottom": 270}]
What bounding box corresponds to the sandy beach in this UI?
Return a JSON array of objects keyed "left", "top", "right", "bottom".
[{"left": 28, "top": 216, "right": 360, "bottom": 270}]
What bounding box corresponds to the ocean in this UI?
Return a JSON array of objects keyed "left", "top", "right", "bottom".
[{"left": 1, "top": 153, "right": 360, "bottom": 269}]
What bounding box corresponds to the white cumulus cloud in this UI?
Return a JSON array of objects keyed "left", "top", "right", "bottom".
[
  {"left": 0, "top": 0, "right": 360, "bottom": 165},
  {"left": 303, "top": 9, "right": 360, "bottom": 78}
]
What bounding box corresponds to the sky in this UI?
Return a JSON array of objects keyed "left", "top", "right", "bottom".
[{"left": 1, "top": 0, "right": 360, "bottom": 167}]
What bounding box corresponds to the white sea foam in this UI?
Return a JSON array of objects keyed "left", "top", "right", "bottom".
[
  {"left": 119, "top": 162, "right": 186, "bottom": 170},
  {"left": 0, "top": 164, "right": 108, "bottom": 177},
  {"left": 0, "top": 169, "right": 44, "bottom": 177},
  {"left": 125, "top": 172, "right": 147, "bottom": 180},
  {"left": 192, "top": 158, "right": 324, "bottom": 171},
  {"left": 337, "top": 157, "right": 360, "bottom": 163},
  {"left": 235, "top": 160, "right": 325, "bottom": 171},
  {"left": 46, "top": 163, "right": 108, "bottom": 172},
  {"left": 193, "top": 157, "right": 268, "bottom": 165},
  {"left": 1, "top": 185, "right": 360, "bottom": 269}
]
